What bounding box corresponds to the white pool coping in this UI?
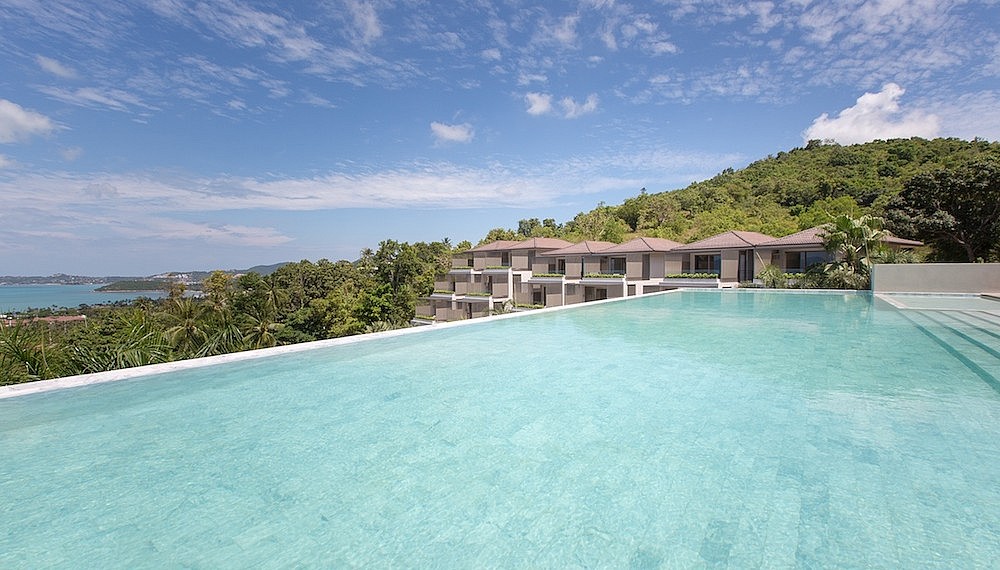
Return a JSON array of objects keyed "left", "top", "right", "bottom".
[{"left": 0, "top": 290, "right": 683, "bottom": 400}]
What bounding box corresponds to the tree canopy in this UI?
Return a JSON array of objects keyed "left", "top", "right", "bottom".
[{"left": 886, "top": 159, "right": 1000, "bottom": 261}]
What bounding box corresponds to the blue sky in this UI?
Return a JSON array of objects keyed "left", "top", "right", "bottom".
[{"left": 1, "top": 0, "right": 998, "bottom": 276}]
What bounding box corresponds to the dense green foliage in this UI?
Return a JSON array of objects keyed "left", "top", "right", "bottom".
[
  {"left": 480, "top": 138, "right": 1000, "bottom": 260},
  {"left": 0, "top": 239, "right": 454, "bottom": 384},
  {"left": 887, "top": 159, "right": 1000, "bottom": 261}
]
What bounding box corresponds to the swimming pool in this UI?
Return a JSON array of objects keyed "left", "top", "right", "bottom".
[{"left": 1, "top": 290, "right": 998, "bottom": 567}]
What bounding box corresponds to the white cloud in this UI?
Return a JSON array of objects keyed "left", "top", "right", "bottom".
[
  {"left": 481, "top": 48, "right": 502, "bottom": 61},
  {"left": 0, "top": 99, "right": 57, "bottom": 143},
  {"left": 517, "top": 73, "right": 547, "bottom": 85},
  {"left": 551, "top": 15, "right": 579, "bottom": 46},
  {"left": 526, "top": 92, "right": 599, "bottom": 119},
  {"left": 344, "top": 0, "right": 382, "bottom": 46},
  {"left": 35, "top": 55, "right": 78, "bottom": 79},
  {"left": 803, "top": 83, "right": 940, "bottom": 144},
  {"left": 61, "top": 147, "right": 83, "bottom": 161},
  {"left": 647, "top": 40, "right": 679, "bottom": 55},
  {"left": 525, "top": 92, "right": 553, "bottom": 115},
  {"left": 430, "top": 121, "right": 474, "bottom": 144},
  {"left": 0, "top": 154, "right": 14, "bottom": 168},
  {"left": 560, "top": 94, "right": 599, "bottom": 118},
  {"left": 39, "top": 86, "right": 155, "bottom": 113}
]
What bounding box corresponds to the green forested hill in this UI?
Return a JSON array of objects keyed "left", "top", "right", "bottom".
[{"left": 485, "top": 137, "right": 1000, "bottom": 253}]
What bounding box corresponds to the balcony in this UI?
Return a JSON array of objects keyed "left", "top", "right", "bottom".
[
  {"left": 429, "top": 290, "right": 457, "bottom": 300},
  {"left": 580, "top": 272, "right": 627, "bottom": 285},
  {"left": 525, "top": 271, "right": 566, "bottom": 284},
  {"left": 457, "top": 291, "right": 497, "bottom": 303},
  {"left": 448, "top": 267, "right": 480, "bottom": 276},
  {"left": 659, "top": 273, "right": 722, "bottom": 288}
]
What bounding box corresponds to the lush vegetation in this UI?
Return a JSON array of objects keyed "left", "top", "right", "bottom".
[
  {"left": 1, "top": 240, "right": 456, "bottom": 384},
  {"left": 480, "top": 137, "right": 1000, "bottom": 261}
]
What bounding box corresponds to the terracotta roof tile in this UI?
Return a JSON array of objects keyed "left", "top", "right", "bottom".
[
  {"left": 537, "top": 240, "right": 617, "bottom": 256},
  {"left": 673, "top": 230, "right": 777, "bottom": 251},
  {"left": 600, "top": 237, "right": 683, "bottom": 253},
  {"left": 758, "top": 226, "right": 924, "bottom": 248},
  {"left": 509, "top": 237, "right": 574, "bottom": 250},
  {"left": 467, "top": 240, "right": 522, "bottom": 252}
]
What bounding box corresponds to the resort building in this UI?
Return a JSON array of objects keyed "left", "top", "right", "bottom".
[
  {"left": 420, "top": 238, "right": 572, "bottom": 321},
  {"left": 596, "top": 237, "right": 685, "bottom": 295},
  {"left": 757, "top": 226, "right": 924, "bottom": 274},
  {"left": 525, "top": 241, "right": 617, "bottom": 305},
  {"left": 669, "top": 230, "right": 777, "bottom": 284},
  {"left": 419, "top": 226, "right": 925, "bottom": 323}
]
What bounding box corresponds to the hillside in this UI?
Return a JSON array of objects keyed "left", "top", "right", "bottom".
[{"left": 485, "top": 137, "right": 1000, "bottom": 253}]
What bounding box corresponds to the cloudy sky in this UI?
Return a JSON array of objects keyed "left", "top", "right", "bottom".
[{"left": 1, "top": 0, "right": 998, "bottom": 276}]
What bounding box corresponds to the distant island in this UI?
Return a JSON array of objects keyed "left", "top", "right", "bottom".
[
  {"left": 1, "top": 262, "right": 289, "bottom": 288},
  {"left": 95, "top": 280, "right": 174, "bottom": 292}
]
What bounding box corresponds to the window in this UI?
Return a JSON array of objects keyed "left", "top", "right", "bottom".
[
  {"left": 533, "top": 288, "right": 544, "bottom": 305},
  {"left": 804, "top": 251, "right": 831, "bottom": 269},
  {"left": 501, "top": 252, "right": 511, "bottom": 267},
  {"left": 610, "top": 257, "right": 626, "bottom": 274},
  {"left": 785, "top": 252, "right": 803, "bottom": 273},
  {"left": 556, "top": 259, "right": 566, "bottom": 274},
  {"left": 694, "top": 254, "right": 720, "bottom": 274}
]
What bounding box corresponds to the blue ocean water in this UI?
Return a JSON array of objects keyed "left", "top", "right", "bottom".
[
  {"left": 1, "top": 291, "right": 998, "bottom": 567},
  {"left": 0, "top": 284, "right": 166, "bottom": 312}
]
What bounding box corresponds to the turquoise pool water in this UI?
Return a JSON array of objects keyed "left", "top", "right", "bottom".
[{"left": 1, "top": 291, "right": 998, "bottom": 567}]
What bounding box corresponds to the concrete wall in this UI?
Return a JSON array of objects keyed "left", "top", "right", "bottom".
[
  {"left": 720, "top": 249, "right": 740, "bottom": 282},
  {"left": 563, "top": 283, "right": 584, "bottom": 305},
  {"left": 871, "top": 263, "right": 1000, "bottom": 293},
  {"left": 512, "top": 251, "right": 530, "bottom": 270},
  {"left": 665, "top": 253, "right": 684, "bottom": 275},
  {"left": 472, "top": 252, "right": 508, "bottom": 270},
  {"left": 582, "top": 256, "right": 603, "bottom": 277}
]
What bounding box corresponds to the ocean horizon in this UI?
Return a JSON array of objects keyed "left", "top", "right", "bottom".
[{"left": 0, "top": 284, "right": 167, "bottom": 313}]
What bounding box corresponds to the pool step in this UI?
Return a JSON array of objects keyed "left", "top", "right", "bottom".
[{"left": 901, "top": 310, "right": 1000, "bottom": 393}]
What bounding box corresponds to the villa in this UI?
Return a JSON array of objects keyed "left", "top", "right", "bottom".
[
  {"left": 757, "top": 226, "right": 924, "bottom": 274},
  {"left": 418, "top": 227, "right": 926, "bottom": 323}
]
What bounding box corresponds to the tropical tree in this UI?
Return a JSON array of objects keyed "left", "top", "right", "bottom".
[
  {"left": 887, "top": 159, "right": 1000, "bottom": 261},
  {"left": 66, "top": 309, "right": 171, "bottom": 373},
  {"left": 160, "top": 298, "right": 209, "bottom": 356},
  {"left": 820, "top": 214, "right": 887, "bottom": 289},
  {"left": 200, "top": 307, "right": 245, "bottom": 357},
  {"left": 0, "top": 321, "right": 58, "bottom": 383},
  {"left": 202, "top": 270, "right": 233, "bottom": 311}
]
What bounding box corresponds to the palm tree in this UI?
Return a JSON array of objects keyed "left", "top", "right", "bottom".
[
  {"left": 68, "top": 310, "right": 171, "bottom": 373},
  {"left": 820, "top": 214, "right": 887, "bottom": 289},
  {"left": 160, "top": 298, "right": 209, "bottom": 357},
  {"left": 199, "top": 307, "right": 245, "bottom": 357},
  {"left": 243, "top": 313, "right": 279, "bottom": 349},
  {"left": 0, "top": 321, "right": 57, "bottom": 383}
]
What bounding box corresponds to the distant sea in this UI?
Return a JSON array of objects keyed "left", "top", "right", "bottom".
[{"left": 0, "top": 284, "right": 167, "bottom": 313}]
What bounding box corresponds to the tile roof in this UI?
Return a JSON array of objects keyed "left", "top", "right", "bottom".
[
  {"left": 758, "top": 226, "right": 924, "bottom": 248},
  {"left": 537, "top": 240, "right": 617, "bottom": 256},
  {"left": 466, "top": 240, "right": 522, "bottom": 252},
  {"left": 673, "top": 230, "right": 777, "bottom": 251},
  {"left": 600, "top": 236, "right": 684, "bottom": 254},
  {"left": 509, "top": 237, "right": 574, "bottom": 250},
  {"left": 758, "top": 227, "right": 825, "bottom": 247}
]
